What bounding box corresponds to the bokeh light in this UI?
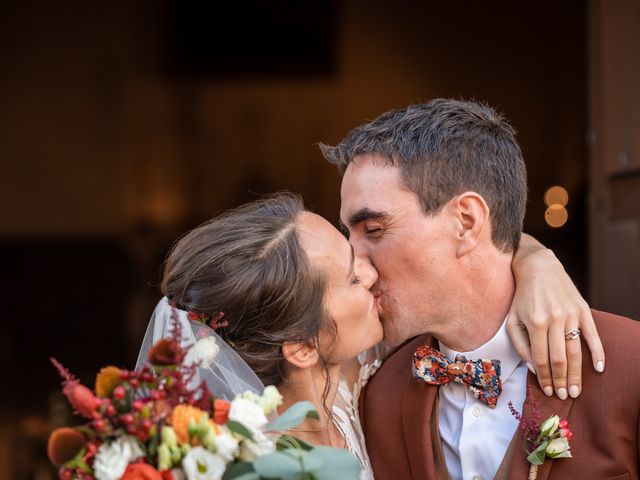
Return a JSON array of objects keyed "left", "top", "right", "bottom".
[
  {"left": 544, "top": 185, "right": 569, "bottom": 207},
  {"left": 545, "top": 204, "right": 569, "bottom": 228}
]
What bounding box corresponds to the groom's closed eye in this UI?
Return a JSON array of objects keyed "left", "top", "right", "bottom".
[{"left": 348, "top": 208, "right": 387, "bottom": 226}]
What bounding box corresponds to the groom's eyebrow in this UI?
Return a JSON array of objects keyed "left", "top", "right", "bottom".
[{"left": 348, "top": 208, "right": 388, "bottom": 226}]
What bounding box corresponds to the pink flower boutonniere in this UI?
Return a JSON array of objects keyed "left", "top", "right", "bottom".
[{"left": 509, "top": 393, "right": 573, "bottom": 480}]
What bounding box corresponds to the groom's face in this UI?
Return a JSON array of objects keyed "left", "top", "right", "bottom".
[{"left": 340, "top": 154, "right": 459, "bottom": 346}]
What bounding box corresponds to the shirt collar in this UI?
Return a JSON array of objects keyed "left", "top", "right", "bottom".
[{"left": 438, "top": 317, "right": 522, "bottom": 382}]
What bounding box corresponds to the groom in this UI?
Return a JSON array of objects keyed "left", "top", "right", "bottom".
[{"left": 322, "top": 100, "right": 640, "bottom": 479}]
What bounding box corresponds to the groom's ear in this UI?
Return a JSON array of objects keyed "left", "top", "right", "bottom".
[
  {"left": 282, "top": 341, "right": 320, "bottom": 370},
  {"left": 452, "top": 191, "right": 490, "bottom": 258}
]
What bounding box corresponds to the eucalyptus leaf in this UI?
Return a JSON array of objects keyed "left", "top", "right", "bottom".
[
  {"left": 265, "top": 401, "right": 319, "bottom": 431},
  {"left": 226, "top": 420, "right": 254, "bottom": 441},
  {"left": 222, "top": 462, "right": 256, "bottom": 480},
  {"left": 527, "top": 442, "right": 549, "bottom": 465},
  {"left": 304, "top": 446, "right": 361, "bottom": 480},
  {"left": 276, "top": 434, "right": 314, "bottom": 451},
  {"left": 253, "top": 451, "right": 303, "bottom": 479}
]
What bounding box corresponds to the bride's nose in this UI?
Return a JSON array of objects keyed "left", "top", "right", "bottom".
[{"left": 356, "top": 257, "right": 378, "bottom": 289}]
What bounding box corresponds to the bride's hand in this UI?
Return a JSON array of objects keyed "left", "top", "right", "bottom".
[{"left": 508, "top": 234, "right": 605, "bottom": 400}]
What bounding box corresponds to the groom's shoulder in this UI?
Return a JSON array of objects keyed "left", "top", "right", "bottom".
[{"left": 591, "top": 308, "right": 640, "bottom": 353}]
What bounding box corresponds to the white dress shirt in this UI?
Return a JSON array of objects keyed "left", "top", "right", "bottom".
[{"left": 438, "top": 318, "right": 527, "bottom": 480}]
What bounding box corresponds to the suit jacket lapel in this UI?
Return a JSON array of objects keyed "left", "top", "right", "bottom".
[
  {"left": 507, "top": 371, "right": 575, "bottom": 480},
  {"left": 401, "top": 334, "right": 440, "bottom": 479}
]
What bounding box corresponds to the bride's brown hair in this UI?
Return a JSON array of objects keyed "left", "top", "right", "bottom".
[{"left": 161, "top": 193, "right": 336, "bottom": 387}]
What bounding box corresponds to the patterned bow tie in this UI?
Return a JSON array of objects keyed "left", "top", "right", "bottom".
[{"left": 412, "top": 344, "right": 502, "bottom": 408}]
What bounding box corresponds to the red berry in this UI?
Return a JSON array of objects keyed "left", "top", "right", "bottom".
[
  {"left": 141, "top": 371, "right": 154, "bottom": 382},
  {"left": 141, "top": 419, "right": 153, "bottom": 431},
  {"left": 120, "top": 413, "right": 135, "bottom": 425},
  {"left": 126, "top": 424, "right": 137, "bottom": 434},
  {"left": 93, "top": 419, "right": 105, "bottom": 431},
  {"left": 60, "top": 468, "right": 73, "bottom": 480},
  {"left": 120, "top": 371, "right": 130, "bottom": 381},
  {"left": 106, "top": 405, "right": 116, "bottom": 416},
  {"left": 150, "top": 390, "right": 161, "bottom": 400},
  {"left": 132, "top": 400, "right": 144, "bottom": 412},
  {"left": 113, "top": 386, "right": 126, "bottom": 400},
  {"left": 559, "top": 419, "right": 569, "bottom": 429}
]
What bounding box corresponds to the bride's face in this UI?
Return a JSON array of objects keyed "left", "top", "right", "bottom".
[{"left": 296, "top": 212, "right": 383, "bottom": 363}]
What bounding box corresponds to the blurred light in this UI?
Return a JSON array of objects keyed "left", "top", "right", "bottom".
[
  {"left": 545, "top": 204, "right": 568, "bottom": 228},
  {"left": 544, "top": 186, "right": 569, "bottom": 207}
]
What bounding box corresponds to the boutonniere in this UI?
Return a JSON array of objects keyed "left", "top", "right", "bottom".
[{"left": 509, "top": 392, "right": 573, "bottom": 480}]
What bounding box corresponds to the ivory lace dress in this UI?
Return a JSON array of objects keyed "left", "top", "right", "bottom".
[{"left": 332, "top": 343, "right": 392, "bottom": 480}]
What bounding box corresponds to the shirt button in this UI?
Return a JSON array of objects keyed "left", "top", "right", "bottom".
[
  {"left": 472, "top": 406, "right": 483, "bottom": 417},
  {"left": 471, "top": 475, "right": 484, "bottom": 480}
]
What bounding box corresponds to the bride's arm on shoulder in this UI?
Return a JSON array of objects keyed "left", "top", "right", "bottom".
[{"left": 509, "top": 233, "right": 605, "bottom": 399}]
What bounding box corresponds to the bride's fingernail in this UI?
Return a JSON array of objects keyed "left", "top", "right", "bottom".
[
  {"left": 543, "top": 386, "right": 553, "bottom": 396},
  {"left": 557, "top": 388, "right": 568, "bottom": 400},
  {"left": 596, "top": 360, "right": 605, "bottom": 372},
  {"left": 569, "top": 385, "right": 580, "bottom": 398},
  {"left": 526, "top": 362, "right": 536, "bottom": 374}
]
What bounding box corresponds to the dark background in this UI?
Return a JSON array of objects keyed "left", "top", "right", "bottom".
[{"left": 1, "top": 1, "right": 628, "bottom": 477}]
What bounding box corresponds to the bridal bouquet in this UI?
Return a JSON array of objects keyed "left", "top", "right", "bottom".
[{"left": 47, "top": 317, "right": 360, "bottom": 480}]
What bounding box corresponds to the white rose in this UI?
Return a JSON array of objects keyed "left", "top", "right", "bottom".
[
  {"left": 187, "top": 337, "right": 220, "bottom": 368},
  {"left": 238, "top": 430, "right": 275, "bottom": 462},
  {"left": 214, "top": 428, "right": 240, "bottom": 462},
  {"left": 546, "top": 437, "right": 572, "bottom": 458},
  {"left": 182, "top": 446, "right": 226, "bottom": 480},
  {"left": 258, "top": 386, "right": 283, "bottom": 415},
  {"left": 93, "top": 435, "right": 145, "bottom": 480},
  {"left": 539, "top": 415, "right": 560, "bottom": 437},
  {"left": 229, "top": 398, "right": 268, "bottom": 430}
]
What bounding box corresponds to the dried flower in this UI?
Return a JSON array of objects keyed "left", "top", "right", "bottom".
[
  {"left": 95, "top": 366, "right": 122, "bottom": 397},
  {"left": 148, "top": 339, "right": 183, "bottom": 366},
  {"left": 47, "top": 427, "right": 85, "bottom": 465},
  {"left": 51, "top": 358, "right": 102, "bottom": 418}
]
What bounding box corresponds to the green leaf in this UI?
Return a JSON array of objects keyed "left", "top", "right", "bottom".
[
  {"left": 265, "top": 401, "right": 319, "bottom": 431},
  {"left": 304, "top": 446, "right": 361, "bottom": 480},
  {"left": 226, "top": 420, "right": 254, "bottom": 440},
  {"left": 222, "top": 462, "right": 257, "bottom": 480},
  {"left": 527, "top": 442, "right": 549, "bottom": 465},
  {"left": 253, "top": 451, "right": 303, "bottom": 479},
  {"left": 276, "top": 434, "right": 314, "bottom": 451}
]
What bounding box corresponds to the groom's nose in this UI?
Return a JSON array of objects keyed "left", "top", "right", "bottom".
[
  {"left": 349, "top": 234, "right": 369, "bottom": 260},
  {"left": 356, "top": 256, "right": 378, "bottom": 289}
]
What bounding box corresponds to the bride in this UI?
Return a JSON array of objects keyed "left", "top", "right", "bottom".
[{"left": 137, "top": 193, "right": 598, "bottom": 479}]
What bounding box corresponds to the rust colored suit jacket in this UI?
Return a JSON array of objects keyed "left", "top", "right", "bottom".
[{"left": 361, "top": 310, "right": 640, "bottom": 480}]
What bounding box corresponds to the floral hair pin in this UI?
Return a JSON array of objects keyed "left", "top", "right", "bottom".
[
  {"left": 168, "top": 298, "right": 229, "bottom": 330},
  {"left": 509, "top": 392, "right": 573, "bottom": 480}
]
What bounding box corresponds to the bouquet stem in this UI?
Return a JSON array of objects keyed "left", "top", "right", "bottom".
[{"left": 528, "top": 463, "right": 539, "bottom": 480}]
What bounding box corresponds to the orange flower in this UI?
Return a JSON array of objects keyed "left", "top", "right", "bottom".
[
  {"left": 121, "top": 463, "right": 163, "bottom": 480},
  {"left": 95, "top": 366, "right": 122, "bottom": 397},
  {"left": 47, "top": 427, "right": 85, "bottom": 466},
  {"left": 213, "top": 399, "right": 231, "bottom": 425},
  {"left": 169, "top": 404, "right": 219, "bottom": 445}
]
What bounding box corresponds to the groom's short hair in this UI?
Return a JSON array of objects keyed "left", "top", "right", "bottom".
[{"left": 320, "top": 99, "right": 527, "bottom": 252}]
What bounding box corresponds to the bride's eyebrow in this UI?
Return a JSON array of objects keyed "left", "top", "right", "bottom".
[{"left": 348, "top": 208, "right": 388, "bottom": 226}]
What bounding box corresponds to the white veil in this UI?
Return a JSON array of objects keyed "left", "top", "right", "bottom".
[{"left": 135, "top": 297, "right": 265, "bottom": 400}]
